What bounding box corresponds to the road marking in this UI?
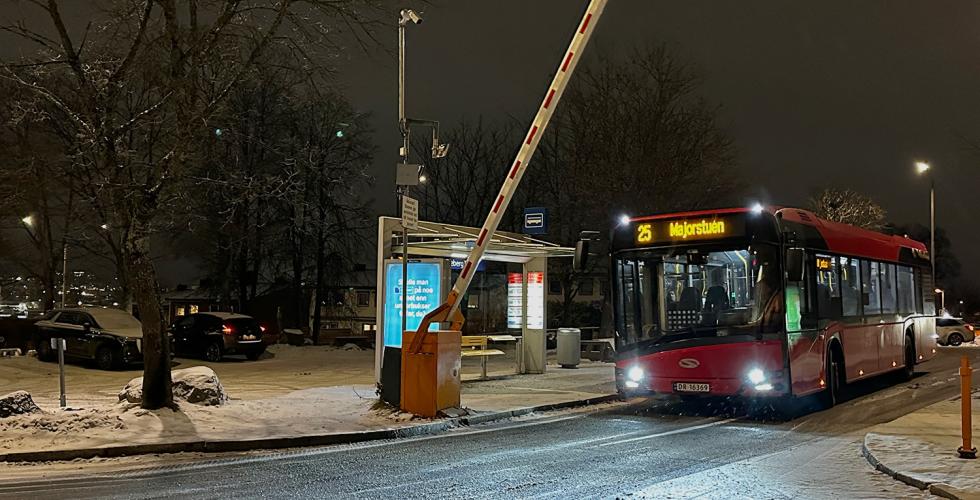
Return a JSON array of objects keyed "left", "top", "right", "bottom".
[
  {"left": 0, "top": 410, "right": 600, "bottom": 492},
  {"left": 597, "top": 417, "right": 739, "bottom": 447}
]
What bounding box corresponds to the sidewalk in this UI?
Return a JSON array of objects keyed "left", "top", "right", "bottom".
[
  {"left": 0, "top": 345, "right": 616, "bottom": 463},
  {"left": 863, "top": 392, "right": 980, "bottom": 499}
]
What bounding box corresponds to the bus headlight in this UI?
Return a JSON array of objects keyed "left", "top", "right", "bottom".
[
  {"left": 747, "top": 367, "right": 766, "bottom": 385},
  {"left": 627, "top": 366, "right": 645, "bottom": 382}
]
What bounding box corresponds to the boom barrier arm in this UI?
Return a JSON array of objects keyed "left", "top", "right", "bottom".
[{"left": 408, "top": 0, "right": 608, "bottom": 353}]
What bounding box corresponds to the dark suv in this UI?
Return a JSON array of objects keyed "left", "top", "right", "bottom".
[
  {"left": 171, "top": 312, "right": 266, "bottom": 362},
  {"left": 34, "top": 308, "right": 143, "bottom": 370}
]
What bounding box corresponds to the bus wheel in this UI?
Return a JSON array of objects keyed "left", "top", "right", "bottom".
[
  {"left": 819, "top": 349, "right": 842, "bottom": 409},
  {"left": 903, "top": 336, "right": 916, "bottom": 381}
]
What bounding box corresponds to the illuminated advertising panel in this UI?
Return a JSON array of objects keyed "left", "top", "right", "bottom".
[
  {"left": 632, "top": 214, "right": 745, "bottom": 247},
  {"left": 526, "top": 272, "right": 544, "bottom": 329},
  {"left": 383, "top": 261, "right": 442, "bottom": 347},
  {"left": 507, "top": 273, "right": 523, "bottom": 329}
]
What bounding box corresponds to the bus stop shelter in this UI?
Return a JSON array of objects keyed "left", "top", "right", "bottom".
[{"left": 374, "top": 216, "right": 574, "bottom": 385}]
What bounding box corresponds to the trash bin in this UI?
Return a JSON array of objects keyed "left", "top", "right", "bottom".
[
  {"left": 557, "top": 328, "right": 581, "bottom": 368},
  {"left": 283, "top": 328, "right": 305, "bottom": 346}
]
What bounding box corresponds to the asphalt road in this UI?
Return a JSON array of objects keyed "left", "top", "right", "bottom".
[{"left": 3, "top": 346, "right": 979, "bottom": 499}]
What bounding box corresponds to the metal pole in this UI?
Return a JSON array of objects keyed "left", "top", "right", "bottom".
[
  {"left": 930, "top": 179, "right": 936, "bottom": 288},
  {"left": 61, "top": 244, "right": 68, "bottom": 308},
  {"left": 959, "top": 355, "right": 977, "bottom": 458},
  {"left": 57, "top": 338, "right": 66, "bottom": 408},
  {"left": 399, "top": 16, "right": 410, "bottom": 338},
  {"left": 402, "top": 189, "right": 410, "bottom": 336}
]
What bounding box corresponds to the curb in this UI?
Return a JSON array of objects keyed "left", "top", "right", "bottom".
[
  {"left": 862, "top": 434, "right": 962, "bottom": 499},
  {"left": 0, "top": 393, "right": 620, "bottom": 463}
]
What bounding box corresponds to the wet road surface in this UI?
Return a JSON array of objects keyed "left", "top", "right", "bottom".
[{"left": 2, "top": 346, "right": 978, "bottom": 499}]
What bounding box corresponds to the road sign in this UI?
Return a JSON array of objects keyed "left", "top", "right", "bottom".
[
  {"left": 402, "top": 196, "right": 419, "bottom": 230},
  {"left": 396, "top": 163, "right": 422, "bottom": 186},
  {"left": 523, "top": 207, "right": 548, "bottom": 235}
]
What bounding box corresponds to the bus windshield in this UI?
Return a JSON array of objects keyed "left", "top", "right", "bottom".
[{"left": 614, "top": 244, "right": 782, "bottom": 346}]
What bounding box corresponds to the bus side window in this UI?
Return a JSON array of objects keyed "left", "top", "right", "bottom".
[
  {"left": 863, "top": 260, "right": 882, "bottom": 315},
  {"left": 880, "top": 263, "right": 897, "bottom": 314},
  {"left": 815, "top": 254, "right": 842, "bottom": 320},
  {"left": 841, "top": 257, "right": 861, "bottom": 316},
  {"left": 896, "top": 266, "right": 915, "bottom": 315}
]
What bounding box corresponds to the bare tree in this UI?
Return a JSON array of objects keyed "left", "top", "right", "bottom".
[
  {"left": 808, "top": 187, "right": 887, "bottom": 230},
  {"left": 413, "top": 118, "right": 517, "bottom": 227},
  {"left": 1, "top": 0, "right": 384, "bottom": 409},
  {"left": 525, "top": 44, "right": 742, "bottom": 326},
  {"left": 0, "top": 80, "right": 75, "bottom": 311}
]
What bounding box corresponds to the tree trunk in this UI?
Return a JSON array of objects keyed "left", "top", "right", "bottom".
[
  {"left": 127, "top": 219, "right": 172, "bottom": 410},
  {"left": 312, "top": 226, "right": 325, "bottom": 345}
]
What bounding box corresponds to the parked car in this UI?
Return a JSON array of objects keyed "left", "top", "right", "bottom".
[
  {"left": 936, "top": 317, "right": 976, "bottom": 346},
  {"left": 171, "top": 312, "right": 266, "bottom": 362},
  {"left": 34, "top": 308, "right": 143, "bottom": 370}
]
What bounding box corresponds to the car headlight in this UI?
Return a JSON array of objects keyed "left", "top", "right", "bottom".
[
  {"left": 747, "top": 367, "right": 766, "bottom": 385},
  {"left": 627, "top": 366, "right": 644, "bottom": 382}
]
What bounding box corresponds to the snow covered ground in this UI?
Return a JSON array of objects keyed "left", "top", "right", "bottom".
[
  {"left": 0, "top": 344, "right": 615, "bottom": 457},
  {"left": 864, "top": 391, "right": 980, "bottom": 497}
]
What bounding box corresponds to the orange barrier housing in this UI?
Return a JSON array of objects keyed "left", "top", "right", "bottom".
[{"left": 401, "top": 330, "right": 462, "bottom": 417}]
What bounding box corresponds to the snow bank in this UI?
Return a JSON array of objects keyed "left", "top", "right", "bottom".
[
  {"left": 119, "top": 366, "right": 229, "bottom": 406},
  {"left": 0, "top": 391, "right": 40, "bottom": 418}
]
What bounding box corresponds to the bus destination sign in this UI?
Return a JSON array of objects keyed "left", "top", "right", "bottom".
[{"left": 633, "top": 215, "right": 744, "bottom": 246}]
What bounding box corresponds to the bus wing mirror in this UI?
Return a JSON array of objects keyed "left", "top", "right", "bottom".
[
  {"left": 573, "top": 240, "right": 589, "bottom": 272},
  {"left": 786, "top": 248, "right": 805, "bottom": 282}
]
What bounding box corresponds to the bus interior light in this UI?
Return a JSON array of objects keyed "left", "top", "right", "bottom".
[
  {"left": 627, "top": 366, "right": 645, "bottom": 382},
  {"left": 747, "top": 367, "right": 766, "bottom": 385}
]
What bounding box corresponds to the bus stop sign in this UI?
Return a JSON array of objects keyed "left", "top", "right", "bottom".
[{"left": 523, "top": 207, "right": 548, "bottom": 235}]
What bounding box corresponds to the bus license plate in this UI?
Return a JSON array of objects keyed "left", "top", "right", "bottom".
[{"left": 673, "top": 382, "right": 710, "bottom": 393}]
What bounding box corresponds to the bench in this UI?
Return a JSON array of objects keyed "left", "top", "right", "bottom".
[{"left": 461, "top": 335, "right": 505, "bottom": 380}]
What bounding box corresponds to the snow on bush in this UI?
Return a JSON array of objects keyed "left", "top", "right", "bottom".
[
  {"left": 119, "top": 366, "right": 229, "bottom": 406},
  {"left": 0, "top": 391, "right": 40, "bottom": 418}
]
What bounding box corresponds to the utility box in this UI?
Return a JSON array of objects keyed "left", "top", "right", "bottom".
[
  {"left": 557, "top": 328, "right": 581, "bottom": 368},
  {"left": 400, "top": 330, "right": 461, "bottom": 417}
]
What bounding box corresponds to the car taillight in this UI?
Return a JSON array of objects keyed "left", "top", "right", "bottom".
[{"left": 222, "top": 324, "right": 234, "bottom": 335}]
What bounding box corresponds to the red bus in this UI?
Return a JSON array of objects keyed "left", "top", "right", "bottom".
[{"left": 612, "top": 206, "right": 937, "bottom": 408}]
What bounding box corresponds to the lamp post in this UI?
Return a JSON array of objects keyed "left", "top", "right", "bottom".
[
  {"left": 398, "top": 9, "right": 422, "bottom": 338},
  {"left": 936, "top": 288, "right": 945, "bottom": 314},
  {"left": 915, "top": 161, "right": 935, "bottom": 288},
  {"left": 396, "top": 9, "right": 449, "bottom": 339}
]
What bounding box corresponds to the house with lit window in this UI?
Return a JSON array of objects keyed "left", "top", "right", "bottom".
[
  {"left": 162, "top": 285, "right": 229, "bottom": 325},
  {"left": 318, "top": 270, "right": 377, "bottom": 345}
]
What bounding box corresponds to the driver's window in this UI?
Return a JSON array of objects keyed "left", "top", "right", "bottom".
[{"left": 57, "top": 312, "right": 82, "bottom": 326}]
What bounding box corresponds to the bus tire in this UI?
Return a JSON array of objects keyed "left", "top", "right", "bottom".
[
  {"left": 819, "top": 346, "right": 843, "bottom": 409},
  {"left": 902, "top": 334, "right": 916, "bottom": 381}
]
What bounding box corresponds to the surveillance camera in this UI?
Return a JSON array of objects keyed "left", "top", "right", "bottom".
[
  {"left": 431, "top": 142, "right": 449, "bottom": 159},
  {"left": 400, "top": 9, "right": 423, "bottom": 25}
]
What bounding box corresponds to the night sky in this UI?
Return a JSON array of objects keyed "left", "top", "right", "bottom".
[
  {"left": 3, "top": 1, "right": 979, "bottom": 285},
  {"left": 338, "top": 0, "right": 980, "bottom": 282}
]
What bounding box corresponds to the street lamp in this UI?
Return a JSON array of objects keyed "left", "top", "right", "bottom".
[
  {"left": 398, "top": 8, "right": 423, "bottom": 339},
  {"left": 915, "top": 161, "right": 935, "bottom": 288},
  {"left": 935, "top": 288, "right": 945, "bottom": 313}
]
